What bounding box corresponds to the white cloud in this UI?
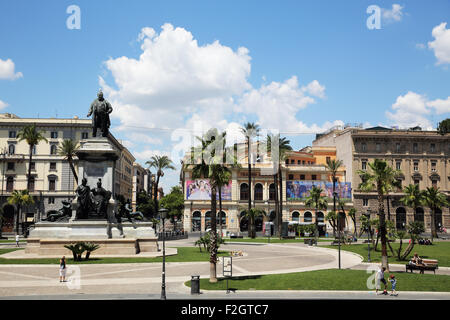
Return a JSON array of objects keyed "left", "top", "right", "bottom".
[
  {"left": 385, "top": 91, "right": 450, "bottom": 129},
  {"left": 0, "top": 100, "right": 8, "bottom": 110},
  {"left": 0, "top": 58, "right": 23, "bottom": 80},
  {"left": 428, "top": 22, "right": 450, "bottom": 65},
  {"left": 382, "top": 4, "right": 404, "bottom": 24}
]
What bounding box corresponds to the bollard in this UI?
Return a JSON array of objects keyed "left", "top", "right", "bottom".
[{"left": 191, "top": 275, "right": 200, "bottom": 294}]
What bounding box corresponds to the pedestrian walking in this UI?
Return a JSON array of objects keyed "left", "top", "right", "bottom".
[
  {"left": 59, "top": 256, "right": 67, "bottom": 282},
  {"left": 389, "top": 274, "right": 398, "bottom": 296},
  {"left": 15, "top": 234, "right": 20, "bottom": 247},
  {"left": 375, "top": 266, "right": 387, "bottom": 295}
]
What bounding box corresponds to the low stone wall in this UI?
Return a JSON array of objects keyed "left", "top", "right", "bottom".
[{"left": 25, "top": 237, "right": 158, "bottom": 256}]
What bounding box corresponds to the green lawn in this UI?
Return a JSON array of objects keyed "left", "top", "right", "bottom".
[
  {"left": 224, "top": 237, "right": 332, "bottom": 243},
  {"left": 324, "top": 242, "right": 450, "bottom": 267},
  {"left": 186, "top": 269, "right": 450, "bottom": 292},
  {"left": 0, "top": 247, "right": 228, "bottom": 264}
]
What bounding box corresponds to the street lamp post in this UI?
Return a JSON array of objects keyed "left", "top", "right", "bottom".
[
  {"left": 365, "top": 209, "right": 372, "bottom": 262},
  {"left": 159, "top": 207, "right": 168, "bottom": 300}
]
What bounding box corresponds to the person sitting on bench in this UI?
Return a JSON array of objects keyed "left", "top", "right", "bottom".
[{"left": 410, "top": 253, "right": 424, "bottom": 266}]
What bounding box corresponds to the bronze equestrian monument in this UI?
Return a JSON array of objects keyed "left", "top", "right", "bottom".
[{"left": 26, "top": 90, "right": 158, "bottom": 256}]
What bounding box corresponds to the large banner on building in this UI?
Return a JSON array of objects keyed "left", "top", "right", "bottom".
[
  {"left": 286, "top": 181, "right": 352, "bottom": 202},
  {"left": 186, "top": 179, "right": 232, "bottom": 200}
]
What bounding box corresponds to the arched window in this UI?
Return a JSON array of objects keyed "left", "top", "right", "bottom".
[
  {"left": 6, "top": 176, "right": 14, "bottom": 192},
  {"left": 205, "top": 211, "right": 211, "bottom": 229},
  {"left": 317, "top": 212, "right": 324, "bottom": 223},
  {"left": 217, "top": 211, "right": 226, "bottom": 226},
  {"left": 192, "top": 211, "right": 201, "bottom": 231},
  {"left": 396, "top": 207, "right": 407, "bottom": 230},
  {"left": 292, "top": 211, "right": 300, "bottom": 222},
  {"left": 240, "top": 211, "right": 248, "bottom": 231},
  {"left": 8, "top": 144, "right": 15, "bottom": 155},
  {"left": 240, "top": 183, "right": 249, "bottom": 200},
  {"left": 254, "top": 183, "right": 263, "bottom": 201},
  {"left": 269, "top": 183, "right": 276, "bottom": 200},
  {"left": 304, "top": 211, "right": 312, "bottom": 223},
  {"left": 414, "top": 207, "right": 424, "bottom": 223},
  {"left": 435, "top": 208, "right": 443, "bottom": 229}
]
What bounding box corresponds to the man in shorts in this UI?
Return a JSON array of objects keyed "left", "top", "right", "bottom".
[{"left": 376, "top": 266, "right": 387, "bottom": 295}]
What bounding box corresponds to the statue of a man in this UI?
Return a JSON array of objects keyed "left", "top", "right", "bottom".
[
  {"left": 87, "top": 90, "right": 113, "bottom": 137},
  {"left": 76, "top": 178, "right": 92, "bottom": 219},
  {"left": 91, "top": 179, "right": 111, "bottom": 218}
]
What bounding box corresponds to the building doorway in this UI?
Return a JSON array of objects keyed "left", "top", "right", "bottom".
[
  {"left": 192, "top": 211, "right": 201, "bottom": 232},
  {"left": 396, "top": 207, "right": 407, "bottom": 230},
  {"left": 1, "top": 205, "right": 15, "bottom": 233}
]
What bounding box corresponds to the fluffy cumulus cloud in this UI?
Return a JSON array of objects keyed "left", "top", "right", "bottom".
[
  {"left": 0, "top": 58, "right": 22, "bottom": 80},
  {"left": 0, "top": 100, "right": 8, "bottom": 110},
  {"left": 428, "top": 22, "right": 450, "bottom": 65},
  {"left": 382, "top": 4, "right": 404, "bottom": 24},
  {"left": 386, "top": 91, "right": 450, "bottom": 129}
]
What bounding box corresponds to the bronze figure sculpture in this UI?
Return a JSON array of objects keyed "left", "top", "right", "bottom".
[{"left": 87, "top": 90, "right": 113, "bottom": 137}]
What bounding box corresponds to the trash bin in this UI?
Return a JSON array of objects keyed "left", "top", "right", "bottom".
[{"left": 191, "top": 275, "right": 200, "bottom": 294}]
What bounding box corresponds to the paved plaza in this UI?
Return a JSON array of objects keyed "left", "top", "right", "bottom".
[{"left": 1, "top": 239, "right": 449, "bottom": 299}]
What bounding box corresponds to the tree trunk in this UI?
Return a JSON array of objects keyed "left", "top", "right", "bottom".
[
  {"left": 273, "top": 173, "right": 279, "bottom": 237},
  {"left": 431, "top": 207, "right": 437, "bottom": 241},
  {"left": 378, "top": 183, "right": 389, "bottom": 271},
  {"left": 27, "top": 145, "right": 33, "bottom": 190},
  {"left": 209, "top": 187, "right": 217, "bottom": 283},
  {"left": 68, "top": 157, "right": 79, "bottom": 184},
  {"left": 85, "top": 251, "right": 91, "bottom": 260},
  {"left": 278, "top": 164, "right": 283, "bottom": 239},
  {"left": 247, "top": 138, "right": 252, "bottom": 219},
  {"left": 400, "top": 240, "right": 415, "bottom": 261},
  {"left": 218, "top": 187, "right": 222, "bottom": 239},
  {"left": 154, "top": 174, "right": 161, "bottom": 215}
]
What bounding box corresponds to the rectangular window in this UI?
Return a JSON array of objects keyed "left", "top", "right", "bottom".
[
  {"left": 290, "top": 159, "right": 295, "bottom": 164},
  {"left": 49, "top": 179, "right": 56, "bottom": 191},
  {"left": 362, "top": 161, "right": 367, "bottom": 171},
  {"left": 7, "top": 162, "right": 14, "bottom": 171},
  {"left": 396, "top": 161, "right": 401, "bottom": 170},
  {"left": 376, "top": 143, "right": 381, "bottom": 152},
  {"left": 413, "top": 143, "right": 418, "bottom": 153},
  {"left": 50, "top": 145, "right": 57, "bottom": 155},
  {"left": 8, "top": 131, "right": 16, "bottom": 138},
  {"left": 414, "top": 179, "right": 420, "bottom": 186},
  {"left": 6, "top": 177, "right": 14, "bottom": 192},
  {"left": 432, "top": 180, "right": 438, "bottom": 188},
  {"left": 50, "top": 162, "right": 56, "bottom": 170},
  {"left": 288, "top": 174, "right": 294, "bottom": 180},
  {"left": 311, "top": 175, "right": 317, "bottom": 180},
  {"left": 51, "top": 131, "right": 58, "bottom": 139},
  {"left": 430, "top": 144, "right": 436, "bottom": 153},
  {"left": 300, "top": 174, "right": 305, "bottom": 180},
  {"left": 396, "top": 143, "right": 400, "bottom": 153},
  {"left": 29, "top": 178, "right": 35, "bottom": 192},
  {"left": 431, "top": 161, "right": 437, "bottom": 172},
  {"left": 363, "top": 198, "right": 369, "bottom": 207},
  {"left": 30, "top": 162, "right": 35, "bottom": 171},
  {"left": 361, "top": 143, "right": 366, "bottom": 152},
  {"left": 48, "top": 197, "right": 55, "bottom": 204},
  {"left": 297, "top": 160, "right": 301, "bottom": 164},
  {"left": 413, "top": 161, "right": 419, "bottom": 171},
  {"left": 82, "top": 132, "right": 89, "bottom": 139}
]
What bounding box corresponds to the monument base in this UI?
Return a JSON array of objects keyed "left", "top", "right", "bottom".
[{"left": 27, "top": 220, "right": 158, "bottom": 256}]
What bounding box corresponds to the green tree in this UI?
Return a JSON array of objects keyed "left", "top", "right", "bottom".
[
  {"left": 325, "top": 211, "right": 337, "bottom": 237},
  {"left": 7, "top": 190, "right": 34, "bottom": 236},
  {"left": 240, "top": 207, "right": 266, "bottom": 238},
  {"left": 326, "top": 158, "right": 343, "bottom": 226},
  {"left": 16, "top": 124, "right": 48, "bottom": 190},
  {"left": 400, "top": 184, "right": 423, "bottom": 221},
  {"left": 305, "top": 186, "right": 328, "bottom": 239},
  {"left": 421, "top": 187, "right": 449, "bottom": 240},
  {"left": 348, "top": 208, "right": 357, "bottom": 236},
  {"left": 159, "top": 186, "right": 184, "bottom": 225},
  {"left": 136, "top": 190, "right": 156, "bottom": 218},
  {"left": 57, "top": 139, "right": 79, "bottom": 184},
  {"left": 357, "top": 159, "right": 402, "bottom": 271},
  {"left": 146, "top": 155, "right": 176, "bottom": 213},
  {"left": 437, "top": 118, "right": 450, "bottom": 135}
]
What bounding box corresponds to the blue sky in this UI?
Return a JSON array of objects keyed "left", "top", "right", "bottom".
[{"left": 1, "top": 0, "right": 449, "bottom": 190}]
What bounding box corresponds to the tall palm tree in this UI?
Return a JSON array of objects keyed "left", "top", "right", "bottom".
[
  {"left": 421, "top": 187, "right": 449, "bottom": 240},
  {"left": 240, "top": 207, "right": 266, "bottom": 238},
  {"left": 266, "top": 134, "right": 292, "bottom": 238},
  {"left": 305, "top": 186, "right": 328, "bottom": 238},
  {"left": 241, "top": 122, "right": 260, "bottom": 223},
  {"left": 326, "top": 158, "right": 343, "bottom": 222},
  {"left": 400, "top": 184, "right": 423, "bottom": 222},
  {"left": 146, "top": 155, "right": 176, "bottom": 214},
  {"left": 57, "top": 139, "right": 79, "bottom": 184},
  {"left": 16, "top": 124, "right": 48, "bottom": 190},
  {"left": 8, "top": 190, "right": 34, "bottom": 236},
  {"left": 357, "top": 159, "right": 401, "bottom": 271}
]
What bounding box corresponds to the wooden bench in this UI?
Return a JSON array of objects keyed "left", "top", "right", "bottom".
[{"left": 406, "top": 259, "right": 439, "bottom": 274}]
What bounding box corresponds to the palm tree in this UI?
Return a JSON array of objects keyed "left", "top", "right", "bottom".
[
  {"left": 266, "top": 134, "right": 292, "bottom": 238},
  {"left": 305, "top": 186, "right": 328, "bottom": 239},
  {"left": 326, "top": 158, "right": 343, "bottom": 222},
  {"left": 240, "top": 122, "right": 260, "bottom": 221},
  {"left": 7, "top": 190, "right": 34, "bottom": 236},
  {"left": 400, "top": 184, "right": 423, "bottom": 223},
  {"left": 216, "top": 166, "right": 232, "bottom": 238},
  {"left": 57, "top": 139, "right": 80, "bottom": 184},
  {"left": 357, "top": 159, "right": 401, "bottom": 271},
  {"left": 146, "top": 155, "right": 176, "bottom": 214},
  {"left": 16, "top": 124, "right": 48, "bottom": 190},
  {"left": 240, "top": 207, "right": 266, "bottom": 238},
  {"left": 421, "top": 187, "right": 449, "bottom": 240}
]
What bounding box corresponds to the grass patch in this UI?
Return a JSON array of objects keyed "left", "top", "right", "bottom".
[
  {"left": 324, "top": 242, "right": 450, "bottom": 267},
  {"left": 224, "top": 237, "right": 332, "bottom": 243},
  {"left": 186, "top": 269, "right": 450, "bottom": 292},
  {"left": 0, "top": 247, "right": 228, "bottom": 265}
]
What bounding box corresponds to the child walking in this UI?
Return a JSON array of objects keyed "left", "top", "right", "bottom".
[
  {"left": 59, "top": 256, "right": 67, "bottom": 282},
  {"left": 389, "top": 274, "right": 398, "bottom": 296}
]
